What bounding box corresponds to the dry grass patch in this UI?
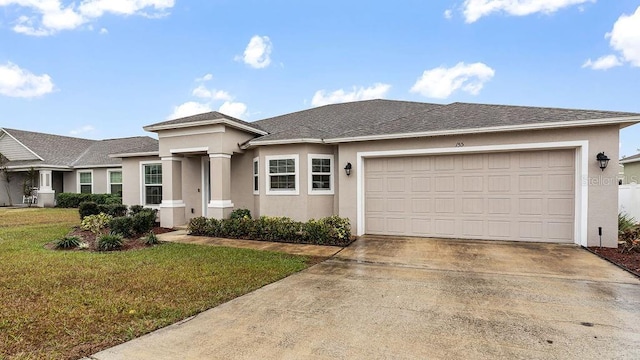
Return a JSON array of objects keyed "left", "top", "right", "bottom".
[{"left": 0, "top": 208, "right": 311, "bottom": 360}]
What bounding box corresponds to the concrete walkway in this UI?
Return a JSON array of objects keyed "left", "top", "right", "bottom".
[
  {"left": 157, "top": 230, "right": 343, "bottom": 257},
  {"left": 89, "top": 236, "right": 640, "bottom": 359}
]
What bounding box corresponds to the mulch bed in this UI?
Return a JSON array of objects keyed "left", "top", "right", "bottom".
[
  {"left": 46, "top": 226, "right": 174, "bottom": 252},
  {"left": 588, "top": 246, "right": 640, "bottom": 277}
]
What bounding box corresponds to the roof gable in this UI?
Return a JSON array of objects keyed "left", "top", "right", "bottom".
[
  {"left": 144, "top": 111, "right": 266, "bottom": 135},
  {"left": 0, "top": 129, "right": 42, "bottom": 161}
]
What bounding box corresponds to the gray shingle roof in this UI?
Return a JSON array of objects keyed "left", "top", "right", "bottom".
[
  {"left": 1, "top": 128, "right": 158, "bottom": 168},
  {"left": 145, "top": 111, "right": 265, "bottom": 133},
  {"left": 621, "top": 153, "right": 640, "bottom": 163},
  {"left": 248, "top": 100, "right": 640, "bottom": 143}
]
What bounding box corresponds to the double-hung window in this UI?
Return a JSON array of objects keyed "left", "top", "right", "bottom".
[
  {"left": 78, "top": 171, "right": 93, "bottom": 194},
  {"left": 253, "top": 158, "right": 259, "bottom": 194},
  {"left": 308, "top": 154, "right": 334, "bottom": 195},
  {"left": 143, "top": 163, "right": 162, "bottom": 205},
  {"left": 266, "top": 155, "right": 299, "bottom": 195},
  {"left": 108, "top": 170, "right": 123, "bottom": 196}
]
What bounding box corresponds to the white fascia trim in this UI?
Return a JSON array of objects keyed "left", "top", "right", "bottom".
[
  {"left": 110, "top": 151, "right": 159, "bottom": 158},
  {"left": 160, "top": 200, "right": 186, "bottom": 208},
  {"left": 243, "top": 138, "right": 325, "bottom": 149},
  {"left": 171, "top": 147, "right": 209, "bottom": 154},
  {"left": 77, "top": 169, "right": 94, "bottom": 194},
  {"left": 209, "top": 153, "right": 232, "bottom": 159},
  {"left": 265, "top": 154, "right": 300, "bottom": 196},
  {"left": 0, "top": 128, "right": 44, "bottom": 161},
  {"left": 307, "top": 154, "right": 335, "bottom": 195},
  {"left": 326, "top": 116, "right": 640, "bottom": 144},
  {"left": 144, "top": 118, "right": 267, "bottom": 136},
  {"left": 355, "top": 140, "right": 590, "bottom": 247},
  {"left": 620, "top": 157, "right": 640, "bottom": 164},
  {"left": 7, "top": 165, "right": 71, "bottom": 171},
  {"left": 73, "top": 164, "right": 122, "bottom": 169},
  {"left": 208, "top": 200, "right": 234, "bottom": 208}
]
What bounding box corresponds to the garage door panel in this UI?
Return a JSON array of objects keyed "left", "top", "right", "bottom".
[{"left": 364, "top": 149, "right": 575, "bottom": 243}]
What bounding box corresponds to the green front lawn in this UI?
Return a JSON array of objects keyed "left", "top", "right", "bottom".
[{"left": 0, "top": 208, "right": 310, "bottom": 360}]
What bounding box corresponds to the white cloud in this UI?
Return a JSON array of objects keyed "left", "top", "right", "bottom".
[
  {"left": 608, "top": 6, "right": 640, "bottom": 67},
  {"left": 167, "top": 101, "right": 212, "bottom": 120},
  {"left": 196, "top": 73, "right": 213, "bottom": 82},
  {"left": 462, "top": 0, "right": 594, "bottom": 23},
  {"left": 237, "top": 35, "right": 272, "bottom": 69},
  {"left": 311, "top": 83, "right": 391, "bottom": 107},
  {"left": 69, "top": 125, "right": 95, "bottom": 135},
  {"left": 444, "top": 9, "right": 453, "bottom": 19},
  {"left": 192, "top": 85, "right": 233, "bottom": 101},
  {"left": 410, "top": 62, "right": 495, "bottom": 99},
  {"left": 219, "top": 101, "right": 248, "bottom": 118},
  {"left": 0, "top": 62, "right": 54, "bottom": 98},
  {"left": 582, "top": 55, "right": 622, "bottom": 70},
  {"left": 0, "top": 0, "right": 174, "bottom": 36},
  {"left": 99, "top": 27, "right": 108, "bottom": 34}
]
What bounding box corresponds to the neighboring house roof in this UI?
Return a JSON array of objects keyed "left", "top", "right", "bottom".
[
  {"left": 143, "top": 99, "right": 640, "bottom": 148},
  {"left": 0, "top": 128, "right": 158, "bottom": 169},
  {"left": 620, "top": 153, "right": 640, "bottom": 164},
  {"left": 144, "top": 111, "right": 267, "bottom": 135}
]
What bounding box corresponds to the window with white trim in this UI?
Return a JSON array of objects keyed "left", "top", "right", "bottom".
[
  {"left": 266, "top": 155, "right": 299, "bottom": 195},
  {"left": 108, "top": 170, "right": 123, "bottom": 196},
  {"left": 78, "top": 171, "right": 92, "bottom": 194},
  {"left": 308, "top": 154, "right": 334, "bottom": 195},
  {"left": 143, "top": 164, "right": 162, "bottom": 205},
  {"left": 253, "top": 158, "right": 259, "bottom": 194}
]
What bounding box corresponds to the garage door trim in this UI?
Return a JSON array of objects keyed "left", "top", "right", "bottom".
[{"left": 356, "top": 141, "right": 589, "bottom": 245}]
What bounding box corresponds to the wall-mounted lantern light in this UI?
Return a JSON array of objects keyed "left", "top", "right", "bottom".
[
  {"left": 596, "top": 152, "right": 610, "bottom": 171},
  {"left": 344, "top": 162, "right": 352, "bottom": 176}
]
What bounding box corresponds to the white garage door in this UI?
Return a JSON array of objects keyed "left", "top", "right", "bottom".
[{"left": 364, "top": 150, "right": 575, "bottom": 242}]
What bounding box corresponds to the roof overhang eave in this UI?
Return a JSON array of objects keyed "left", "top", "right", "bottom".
[
  {"left": 144, "top": 119, "right": 268, "bottom": 136},
  {"left": 241, "top": 138, "right": 325, "bottom": 150},
  {"left": 109, "top": 151, "right": 159, "bottom": 158}
]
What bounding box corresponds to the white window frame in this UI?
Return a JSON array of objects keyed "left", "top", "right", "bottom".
[
  {"left": 265, "top": 154, "right": 299, "bottom": 195},
  {"left": 77, "top": 170, "right": 93, "bottom": 194},
  {"left": 107, "top": 169, "right": 123, "bottom": 195},
  {"left": 140, "top": 161, "right": 162, "bottom": 208},
  {"left": 308, "top": 154, "right": 334, "bottom": 195},
  {"left": 253, "top": 157, "right": 259, "bottom": 195}
]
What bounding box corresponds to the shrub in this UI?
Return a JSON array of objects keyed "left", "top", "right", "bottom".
[
  {"left": 79, "top": 201, "right": 100, "bottom": 219},
  {"left": 98, "top": 204, "right": 128, "bottom": 218},
  {"left": 56, "top": 193, "right": 121, "bottom": 208},
  {"left": 109, "top": 216, "right": 134, "bottom": 237},
  {"left": 144, "top": 231, "right": 159, "bottom": 245},
  {"left": 230, "top": 208, "right": 252, "bottom": 220},
  {"left": 55, "top": 236, "right": 81, "bottom": 249},
  {"left": 323, "top": 215, "right": 351, "bottom": 242},
  {"left": 302, "top": 219, "right": 330, "bottom": 244},
  {"left": 205, "top": 218, "right": 223, "bottom": 237},
  {"left": 188, "top": 217, "right": 208, "bottom": 235},
  {"left": 129, "top": 205, "right": 145, "bottom": 216},
  {"left": 80, "top": 213, "right": 113, "bottom": 235},
  {"left": 132, "top": 208, "right": 157, "bottom": 235},
  {"left": 97, "top": 233, "right": 123, "bottom": 251},
  {"left": 619, "top": 212, "right": 637, "bottom": 234}
]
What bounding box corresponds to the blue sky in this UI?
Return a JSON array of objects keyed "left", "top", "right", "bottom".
[{"left": 1, "top": 0, "right": 640, "bottom": 156}]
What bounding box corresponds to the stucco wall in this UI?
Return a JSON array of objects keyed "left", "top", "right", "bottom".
[
  {"left": 230, "top": 151, "right": 255, "bottom": 214},
  {"left": 121, "top": 156, "right": 161, "bottom": 207},
  {"left": 181, "top": 156, "right": 203, "bottom": 221},
  {"left": 622, "top": 162, "right": 640, "bottom": 184},
  {"left": 157, "top": 125, "right": 256, "bottom": 157},
  {"left": 336, "top": 125, "right": 620, "bottom": 247},
  {"left": 254, "top": 143, "right": 337, "bottom": 221},
  {"left": 0, "top": 172, "right": 27, "bottom": 206}
]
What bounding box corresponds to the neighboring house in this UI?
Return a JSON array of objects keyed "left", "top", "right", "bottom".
[
  {"left": 0, "top": 128, "right": 158, "bottom": 207},
  {"left": 620, "top": 153, "right": 640, "bottom": 184},
  {"left": 112, "top": 99, "right": 640, "bottom": 248}
]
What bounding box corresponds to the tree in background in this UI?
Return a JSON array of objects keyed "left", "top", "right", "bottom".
[
  {"left": 0, "top": 153, "right": 14, "bottom": 206},
  {"left": 22, "top": 167, "right": 38, "bottom": 207}
]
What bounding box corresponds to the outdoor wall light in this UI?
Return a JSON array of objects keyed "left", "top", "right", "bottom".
[
  {"left": 596, "top": 152, "right": 610, "bottom": 171},
  {"left": 344, "top": 162, "right": 352, "bottom": 176}
]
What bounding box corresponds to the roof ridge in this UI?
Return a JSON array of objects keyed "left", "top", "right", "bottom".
[{"left": 1, "top": 127, "right": 97, "bottom": 142}]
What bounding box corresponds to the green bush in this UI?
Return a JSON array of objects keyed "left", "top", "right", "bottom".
[
  {"left": 619, "top": 212, "right": 637, "bottom": 234},
  {"left": 109, "top": 216, "right": 134, "bottom": 237},
  {"left": 80, "top": 213, "right": 113, "bottom": 235},
  {"left": 79, "top": 201, "right": 100, "bottom": 219},
  {"left": 144, "top": 231, "right": 159, "bottom": 245},
  {"left": 129, "top": 205, "right": 145, "bottom": 216},
  {"left": 55, "top": 235, "right": 81, "bottom": 249},
  {"left": 132, "top": 209, "right": 157, "bottom": 235},
  {"left": 97, "top": 233, "right": 123, "bottom": 251},
  {"left": 98, "top": 204, "right": 128, "bottom": 217},
  {"left": 186, "top": 215, "right": 352, "bottom": 246},
  {"left": 230, "top": 208, "right": 252, "bottom": 220},
  {"left": 56, "top": 193, "right": 121, "bottom": 208}
]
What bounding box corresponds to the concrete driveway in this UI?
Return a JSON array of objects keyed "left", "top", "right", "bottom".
[{"left": 90, "top": 236, "right": 640, "bottom": 360}]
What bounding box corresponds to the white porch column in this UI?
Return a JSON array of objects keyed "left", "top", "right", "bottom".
[
  {"left": 208, "top": 153, "right": 234, "bottom": 219},
  {"left": 37, "top": 170, "right": 55, "bottom": 208},
  {"left": 159, "top": 156, "right": 186, "bottom": 228}
]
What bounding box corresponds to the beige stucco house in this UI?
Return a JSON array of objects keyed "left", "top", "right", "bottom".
[
  {"left": 111, "top": 100, "right": 640, "bottom": 248},
  {"left": 0, "top": 127, "right": 158, "bottom": 207}
]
